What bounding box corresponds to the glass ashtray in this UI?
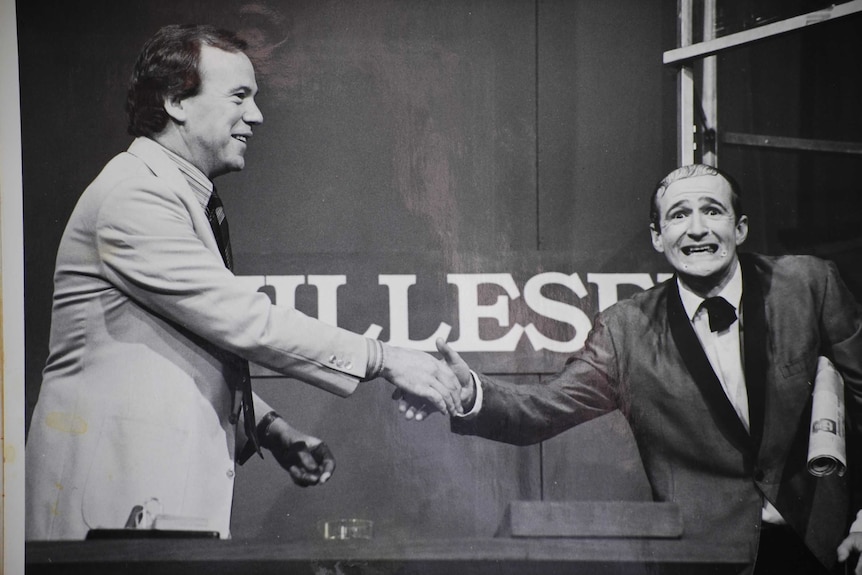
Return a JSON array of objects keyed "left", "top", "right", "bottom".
[{"left": 319, "top": 518, "right": 373, "bottom": 540}]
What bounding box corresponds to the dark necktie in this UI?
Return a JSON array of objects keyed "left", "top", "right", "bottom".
[
  {"left": 206, "top": 189, "right": 233, "bottom": 270},
  {"left": 206, "top": 189, "right": 261, "bottom": 458},
  {"left": 700, "top": 296, "right": 737, "bottom": 333}
]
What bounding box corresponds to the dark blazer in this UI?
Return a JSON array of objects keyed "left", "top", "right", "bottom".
[{"left": 453, "top": 253, "right": 862, "bottom": 569}]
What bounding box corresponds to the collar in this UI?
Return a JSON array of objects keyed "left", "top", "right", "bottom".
[
  {"left": 677, "top": 259, "right": 743, "bottom": 322},
  {"left": 148, "top": 138, "right": 214, "bottom": 210}
]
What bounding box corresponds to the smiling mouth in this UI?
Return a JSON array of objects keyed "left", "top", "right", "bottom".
[
  {"left": 232, "top": 135, "right": 249, "bottom": 143},
  {"left": 681, "top": 244, "right": 718, "bottom": 255}
]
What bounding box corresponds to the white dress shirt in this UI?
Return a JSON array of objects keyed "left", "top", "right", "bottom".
[
  {"left": 678, "top": 261, "right": 784, "bottom": 525},
  {"left": 678, "top": 262, "right": 748, "bottom": 432}
]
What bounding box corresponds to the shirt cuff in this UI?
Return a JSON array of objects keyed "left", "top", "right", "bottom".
[
  {"left": 453, "top": 370, "right": 483, "bottom": 419},
  {"left": 850, "top": 510, "right": 862, "bottom": 533},
  {"left": 363, "top": 338, "right": 384, "bottom": 381}
]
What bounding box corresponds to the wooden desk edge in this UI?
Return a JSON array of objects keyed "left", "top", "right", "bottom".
[{"left": 27, "top": 536, "right": 749, "bottom": 565}]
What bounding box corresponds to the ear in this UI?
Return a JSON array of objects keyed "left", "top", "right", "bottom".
[
  {"left": 734, "top": 215, "right": 749, "bottom": 246},
  {"left": 163, "top": 95, "right": 187, "bottom": 124},
  {"left": 650, "top": 224, "right": 665, "bottom": 253}
]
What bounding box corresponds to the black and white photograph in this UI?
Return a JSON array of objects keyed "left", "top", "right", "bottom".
[{"left": 3, "top": 1, "right": 862, "bottom": 574}]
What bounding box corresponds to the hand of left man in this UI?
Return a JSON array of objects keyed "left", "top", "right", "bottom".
[
  {"left": 380, "top": 343, "right": 463, "bottom": 416},
  {"left": 262, "top": 415, "right": 335, "bottom": 487},
  {"left": 392, "top": 339, "right": 476, "bottom": 421},
  {"left": 837, "top": 532, "right": 862, "bottom": 575}
]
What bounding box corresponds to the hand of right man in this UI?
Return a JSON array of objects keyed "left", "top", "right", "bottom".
[
  {"left": 837, "top": 532, "right": 862, "bottom": 575},
  {"left": 381, "top": 343, "right": 463, "bottom": 416},
  {"left": 436, "top": 338, "right": 473, "bottom": 395}
]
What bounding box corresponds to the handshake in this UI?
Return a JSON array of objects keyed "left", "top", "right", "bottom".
[
  {"left": 380, "top": 338, "right": 476, "bottom": 421},
  {"left": 266, "top": 339, "right": 475, "bottom": 488}
]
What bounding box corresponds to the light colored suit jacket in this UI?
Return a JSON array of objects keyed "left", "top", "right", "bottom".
[
  {"left": 26, "top": 138, "right": 370, "bottom": 540},
  {"left": 454, "top": 253, "right": 862, "bottom": 570}
]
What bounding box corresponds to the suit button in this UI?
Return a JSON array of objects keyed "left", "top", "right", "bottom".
[
  {"left": 754, "top": 469, "right": 765, "bottom": 482},
  {"left": 329, "top": 355, "right": 338, "bottom": 364},
  {"left": 344, "top": 361, "right": 353, "bottom": 370},
  {"left": 227, "top": 469, "right": 235, "bottom": 479}
]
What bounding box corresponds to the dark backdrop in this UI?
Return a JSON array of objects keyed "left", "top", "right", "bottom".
[{"left": 18, "top": 0, "right": 718, "bottom": 541}]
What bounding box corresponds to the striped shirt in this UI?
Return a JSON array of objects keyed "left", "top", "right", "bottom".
[{"left": 151, "top": 139, "right": 213, "bottom": 210}]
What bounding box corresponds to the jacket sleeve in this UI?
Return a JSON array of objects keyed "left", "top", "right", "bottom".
[
  {"left": 94, "top": 174, "right": 368, "bottom": 397},
  {"left": 817, "top": 260, "right": 862, "bottom": 518},
  {"left": 451, "top": 312, "right": 621, "bottom": 444},
  {"left": 818, "top": 261, "right": 862, "bottom": 432}
]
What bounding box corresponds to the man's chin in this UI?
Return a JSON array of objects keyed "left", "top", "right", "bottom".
[
  {"left": 677, "top": 264, "right": 719, "bottom": 277},
  {"left": 675, "top": 259, "right": 736, "bottom": 295},
  {"left": 214, "top": 160, "right": 245, "bottom": 177},
  {"left": 674, "top": 253, "right": 731, "bottom": 275}
]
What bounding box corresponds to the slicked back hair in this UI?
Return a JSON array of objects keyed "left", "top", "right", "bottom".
[
  {"left": 126, "top": 24, "right": 248, "bottom": 138},
  {"left": 649, "top": 164, "right": 744, "bottom": 230}
]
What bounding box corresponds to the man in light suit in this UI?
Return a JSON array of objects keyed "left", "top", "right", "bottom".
[
  {"left": 26, "top": 24, "right": 462, "bottom": 541},
  {"left": 402, "top": 164, "right": 862, "bottom": 574}
]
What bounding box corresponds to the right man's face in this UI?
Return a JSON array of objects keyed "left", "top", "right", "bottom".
[{"left": 650, "top": 174, "right": 748, "bottom": 291}]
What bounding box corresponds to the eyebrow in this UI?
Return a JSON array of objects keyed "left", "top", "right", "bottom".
[
  {"left": 665, "top": 196, "right": 729, "bottom": 214},
  {"left": 698, "top": 196, "right": 729, "bottom": 209},
  {"left": 228, "top": 85, "right": 257, "bottom": 96}
]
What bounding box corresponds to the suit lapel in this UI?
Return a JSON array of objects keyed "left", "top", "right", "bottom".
[
  {"left": 127, "top": 137, "right": 194, "bottom": 195},
  {"left": 126, "top": 138, "right": 223, "bottom": 259},
  {"left": 740, "top": 254, "right": 767, "bottom": 454},
  {"left": 667, "top": 280, "right": 753, "bottom": 452}
]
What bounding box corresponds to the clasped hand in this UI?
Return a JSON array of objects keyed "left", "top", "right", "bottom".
[
  {"left": 379, "top": 341, "right": 467, "bottom": 417},
  {"left": 390, "top": 339, "right": 474, "bottom": 421}
]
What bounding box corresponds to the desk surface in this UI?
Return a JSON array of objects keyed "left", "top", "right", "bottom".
[{"left": 27, "top": 536, "right": 750, "bottom": 575}]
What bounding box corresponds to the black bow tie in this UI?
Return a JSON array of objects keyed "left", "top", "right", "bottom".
[{"left": 700, "top": 296, "right": 737, "bottom": 332}]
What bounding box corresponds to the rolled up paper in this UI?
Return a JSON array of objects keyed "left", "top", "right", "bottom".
[{"left": 807, "top": 356, "right": 846, "bottom": 477}]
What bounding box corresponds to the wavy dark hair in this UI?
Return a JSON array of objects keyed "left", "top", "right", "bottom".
[
  {"left": 126, "top": 24, "right": 248, "bottom": 137},
  {"left": 649, "top": 164, "right": 744, "bottom": 230}
]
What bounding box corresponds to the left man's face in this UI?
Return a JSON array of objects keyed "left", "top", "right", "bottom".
[
  {"left": 177, "top": 45, "right": 263, "bottom": 179},
  {"left": 650, "top": 174, "right": 748, "bottom": 294}
]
